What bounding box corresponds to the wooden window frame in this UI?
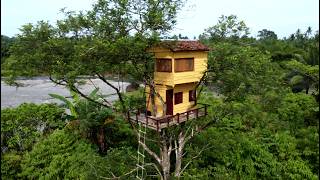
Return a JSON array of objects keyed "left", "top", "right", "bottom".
[
  {"left": 174, "top": 58, "right": 194, "bottom": 72},
  {"left": 189, "top": 90, "right": 196, "bottom": 102},
  {"left": 174, "top": 92, "right": 183, "bottom": 105},
  {"left": 156, "top": 58, "right": 172, "bottom": 72}
]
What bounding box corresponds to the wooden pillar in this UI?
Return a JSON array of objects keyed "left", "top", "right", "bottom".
[
  {"left": 177, "top": 113, "right": 180, "bottom": 123},
  {"left": 157, "top": 120, "right": 159, "bottom": 132},
  {"left": 196, "top": 109, "right": 199, "bottom": 118},
  {"left": 205, "top": 105, "right": 207, "bottom": 115},
  {"left": 136, "top": 113, "right": 138, "bottom": 123}
]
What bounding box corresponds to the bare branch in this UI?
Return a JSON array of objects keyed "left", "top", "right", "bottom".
[
  {"left": 99, "top": 163, "right": 161, "bottom": 180},
  {"left": 139, "top": 141, "right": 161, "bottom": 164}
]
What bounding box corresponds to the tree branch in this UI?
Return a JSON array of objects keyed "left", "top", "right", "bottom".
[
  {"left": 139, "top": 141, "right": 161, "bottom": 164},
  {"left": 49, "top": 75, "right": 110, "bottom": 108},
  {"left": 96, "top": 73, "right": 126, "bottom": 111},
  {"left": 88, "top": 78, "right": 112, "bottom": 106}
]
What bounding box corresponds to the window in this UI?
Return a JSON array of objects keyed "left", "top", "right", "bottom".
[
  {"left": 156, "top": 58, "right": 172, "bottom": 72},
  {"left": 189, "top": 90, "right": 196, "bottom": 101},
  {"left": 174, "top": 58, "right": 194, "bottom": 72},
  {"left": 174, "top": 92, "right": 183, "bottom": 104}
]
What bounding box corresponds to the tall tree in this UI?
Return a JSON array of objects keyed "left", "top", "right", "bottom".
[
  {"left": 199, "top": 14, "right": 250, "bottom": 42},
  {"left": 258, "top": 29, "right": 278, "bottom": 40},
  {"left": 3, "top": 0, "right": 198, "bottom": 179},
  {"left": 1, "top": 35, "right": 15, "bottom": 64}
]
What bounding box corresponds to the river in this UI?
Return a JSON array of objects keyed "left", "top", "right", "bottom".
[{"left": 1, "top": 77, "right": 130, "bottom": 109}]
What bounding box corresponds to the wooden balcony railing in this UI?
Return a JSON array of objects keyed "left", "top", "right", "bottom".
[{"left": 128, "top": 103, "right": 209, "bottom": 131}]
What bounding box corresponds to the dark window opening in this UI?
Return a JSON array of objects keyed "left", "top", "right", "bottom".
[
  {"left": 156, "top": 58, "right": 172, "bottom": 72},
  {"left": 174, "top": 92, "right": 183, "bottom": 104},
  {"left": 189, "top": 90, "right": 196, "bottom": 101},
  {"left": 174, "top": 58, "right": 194, "bottom": 72}
]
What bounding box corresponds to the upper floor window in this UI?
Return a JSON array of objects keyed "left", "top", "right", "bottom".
[
  {"left": 156, "top": 58, "right": 172, "bottom": 72},
  {"left": 174, "top": 58, "right": 194, "bottom": 72}
]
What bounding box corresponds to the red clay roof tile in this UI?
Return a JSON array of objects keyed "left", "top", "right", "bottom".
[{"left": 156, "top": 40, "right": 210, "bottom": 52}]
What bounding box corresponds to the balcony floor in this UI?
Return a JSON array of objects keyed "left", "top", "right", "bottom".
[{"left": 129, "top": 105, "right": 208, "bottom": 131}]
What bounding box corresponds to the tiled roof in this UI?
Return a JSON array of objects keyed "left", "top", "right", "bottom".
[{"left": 156, "top": 40, "right": 210, "bottom": 52}]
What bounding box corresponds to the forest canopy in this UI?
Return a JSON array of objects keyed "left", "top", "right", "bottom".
[{"left": 1, "top": 0, "right": 319, "bottom": 179}]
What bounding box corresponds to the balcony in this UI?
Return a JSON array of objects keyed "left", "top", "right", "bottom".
[{"left": 128, "top": 103, "right": 209, "bottom": 131}]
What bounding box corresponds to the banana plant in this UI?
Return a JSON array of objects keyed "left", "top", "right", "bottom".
[{"left": 49, "top": 88, "right": 100, "bottom": 119}]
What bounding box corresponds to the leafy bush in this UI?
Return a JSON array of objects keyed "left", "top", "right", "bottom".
[
  {"left": 19, "top": 129, "right": 103, "bottom": 179},
  {"left": 1, "top": 151, "right": 23, "bottom": 179},
  {"left": 19, "top": 129, "right": 137, "bottom": 179},
  {"left": 1, "top": 103, "right": 66, "bottom": 153}
]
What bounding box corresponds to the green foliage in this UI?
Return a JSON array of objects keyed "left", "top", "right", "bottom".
[
  {"left": 19, "top": 129, "right": 106, "bottom": 179},
  {"left": 114, "top": 88, "right": 146, "bottom": 112},
  {"left": 277, "top": 93, "right": 318, "bottom": 132},
  {"left": 3, "top": 0, "right": 183, "bottom": 87},
  {"left": 75, "top": 98, "right": 114, "bottom": 132},
  {"left": 1, "top": 35, "right": 15, "bottom": 65},
  {"left": 200, "top": 15, "right": 249, "bottom": 42},
  {"left": 1, "top": 103, "right": 66, "bottom": 153},
  {"left": 295, "top": 127, "right": 319, "bottom": 174},
  {"left": 1, "top": 151, "right": 23, "bottom": 179},
  {"left": 100, "top": 147, "right": 137, "bottom": 178},
  {"left": 184, "top": 92, "right": 318, "bottom": 179},
  {"left": 258, "top": 29, "right": 278, "bottom": 40},
  {"left": 1, "top": 8, "right": 319, "bottom": 179},
  {"left": 206, "top": 43, "right": 284, "bottom": 100}
]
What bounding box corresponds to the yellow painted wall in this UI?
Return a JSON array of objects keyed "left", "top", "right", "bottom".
[
  {"left": 145, "top": 83, "right": 197, "bottom": 116},
  {"left": 173, "top": 83, "right": 196, "bottom": 114},
  {"left": 146, "top": 85, "right": 168, "bottom": 117},
  {"left": 152, "top": 51, "right": 174, "bottom": 86},
  {"left": 152, "top": 48, "right": 208, "bottom": 87},
  {"left": 173, "top": 51, "right": 208, "bottom": 85},
  {"left": 146, "top": 47, "right": 208, "bottom": 117}
]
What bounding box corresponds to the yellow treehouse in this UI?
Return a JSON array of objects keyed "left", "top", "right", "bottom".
[{"left": 130, "top": 40, "right": 209, "bottom": 131}]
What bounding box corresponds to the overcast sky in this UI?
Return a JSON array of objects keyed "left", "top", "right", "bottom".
[{"left": 1, "top": 0, "right": 319, "bottom": 38}]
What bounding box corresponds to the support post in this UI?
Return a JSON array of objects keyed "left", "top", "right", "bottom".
[
  {"left": 136, "top": 113, "right": 138, "bottom": 123},
  {"left": 205, "top": 105, "right": 207, "bottom": 115},
  {"left": 187, "top": 111, "right": 189, "bottom": 121},
  {"left": 177, "top": 113, "right": 180, "bottom": 123},
  {"left": 157, "top": 121, "right": 159, "bottom": 132}
]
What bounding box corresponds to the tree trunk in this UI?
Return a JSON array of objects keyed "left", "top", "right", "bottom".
[
  {"left": 160, "top": 144, "right": 171, "bottom": 180},
  {"left": 150, "top": 86, "right": 157, "bottom": 116},
  {"left": 139, "top": 128, "right": 196, "bottom": 180},
  {"left": 159, "top": 131, "right": 172, "bottom": 180},
  {"left": 305, "top": 83, "right": 309, "bottom": 94},
  {"left": 97, "top": 127, "right": 106, "bottom": 152},
  {"left": 174, "top": 132, "right": 186, "bottom": 178},
  {"left": 148, "top": 81, "right": 166, "bottom": 117}
]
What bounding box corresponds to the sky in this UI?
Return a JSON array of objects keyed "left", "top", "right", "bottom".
[{"left": 1, "top": 0, "right": 319, "bottom": 39}]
